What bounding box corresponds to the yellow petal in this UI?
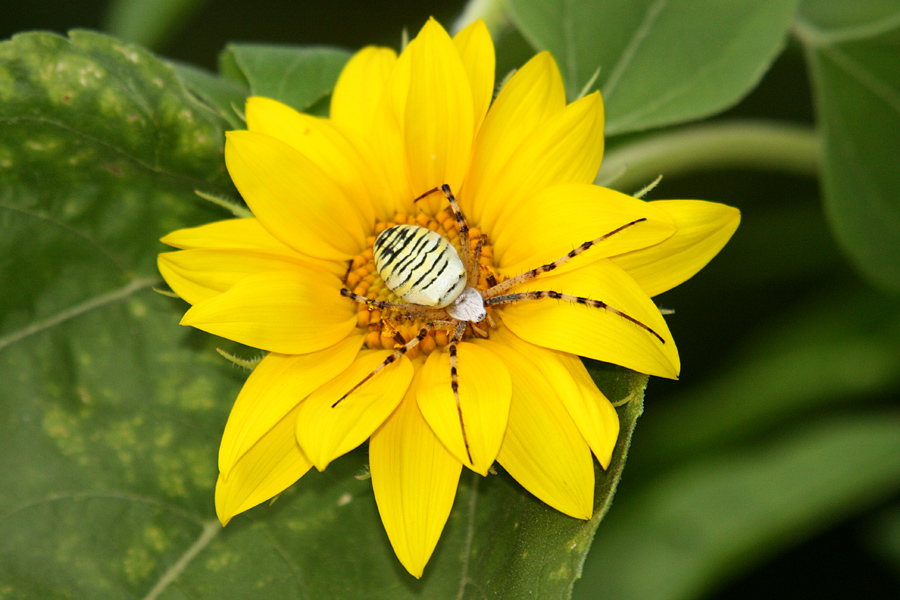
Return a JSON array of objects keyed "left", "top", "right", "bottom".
[
  {"left": 498, "top": 259, "right": 680, "bottom": 379},
  {"left": 358, "top": 44, "right": 415, "bottom": 216},
  {"left": 453, "top": 19, "right": 495, "bottom": 137},
  {"left": 480, "top": 337, "right": 594, "bottom": 519},
  {"left": 158, "top": 217, "right": 343, "bottom": 276},
  {"left": 477, "top": 91, "right": 606, "bottom": 237},
  {"left": 218, "top": 335, "right": 365, "bottom": 481},
  {"left": 611, "top": 200, "right": 741, "bottom": 297},
  {"left": 225, "top": 130, "right": 367, "bottom": 261},
  {"left": 416, "top": 343, "right": 511, "bottom": 474},
  {"left": 158, "top": 248, "right": 313, "bottom": 306},
  {"left": 215, "top": 401, "right": 312, "bottom": 525},
  {"left": 461, "top": 51, "right": 566, "bottom": 226},
  {"left": 404, "top": 18, "right": 474, "bottom": 210},
  {"left": 552, "top": 356, "right": 620, "bottom": 469},
  {"left": 328, "top": 45, "right": 409, "bottom": 215},
  {"left": 295, "top": 350, "right": 413, "bottom": 471},
  {"left": 161, "top": 218, "right": 279, "bottom": 251},
  {"left": 330, "top": 46, "right": 397, "bottom": 144},
  {"left": 492, "top": 183, "right": 677, "bottom": 277},
  {"left": 245, "top": 96, "right": 386, "bottom": 223},
  {"left": 382, "top": 33, "right": 413, "bottom": 140},
  {"left": 490, "top": 328, "right": 619, "bottom": 468},
  {"left": 369, "top": 365, "right": 462, "bottom": 578},
  {"left": 180, "top": 268, "right": 357, "bottom": 354}
]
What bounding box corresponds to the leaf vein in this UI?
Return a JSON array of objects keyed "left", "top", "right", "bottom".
[
  {"left": 601, "top": 0, "right": 671, "bottom": 101},
  {"left": 821, "top": 45, "right": 900, "bottom": 114},
  {"left": 0, "top": 201, "right": 127, "bottom": 272},
  {"left": 0, "top": 489, "right": 207, "bottom": 525},
  {"left": 818, "top": 54, "right": 898, "bottom": 233},
  {"left": 143, "top": 519, "right": 221, "bottom": 600},
  {"left": 260, "top": 520, "right": 308, "bottom": 595},
  {"left": 607, "top": 3, "right": 775, "bottom": 134},
  {"left": 793, "top": 10, "right": 900, "bottom": 46},
  {"left": 0, "top": 276, "right": 160, "bottom": 352}
]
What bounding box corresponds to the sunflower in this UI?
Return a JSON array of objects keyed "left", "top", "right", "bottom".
[{"left": 158, "top": 18, "right": 739, "bottom": 577}]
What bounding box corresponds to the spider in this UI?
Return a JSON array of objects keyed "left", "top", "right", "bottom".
[{"left": 338, "top": 184, "right": 662, "bottom": 463}]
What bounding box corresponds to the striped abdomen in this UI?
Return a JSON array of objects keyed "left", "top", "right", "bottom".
[{"left": 373, "top": 224, "right": 467, "bottom": 308}]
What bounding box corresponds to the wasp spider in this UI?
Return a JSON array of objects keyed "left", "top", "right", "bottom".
[{"left": 339, "top": 185, "right": 660, "bottom": 463}]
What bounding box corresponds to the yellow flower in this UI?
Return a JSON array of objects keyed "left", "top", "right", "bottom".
[{"left": 158, "top": 18, "right": 739, "bottom": 577}]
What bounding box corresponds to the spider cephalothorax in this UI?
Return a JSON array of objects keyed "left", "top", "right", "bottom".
[{"left": 338, "top": 184, "right": 659, "bottom": 462}]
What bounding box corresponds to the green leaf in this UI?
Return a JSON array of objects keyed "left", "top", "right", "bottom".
[
  {"left": 457, "top": 368, "right": 647, "bottom": 600},
  {"left": 0, "top": 290, "right": 243, "bottom": 599},
  {"left": 0, "top": 30, "right": 234, "bottom": 321},
  {"left": 104, "top": 0, "right": 209, "bottom": 49},
  {"left": 798, "top": 0, "right": 900, "bottom": 30},
  {"left": 574, "top": 413, "right": 900, "bottom": 600},
  {"left": 795, "top": 2, "right": 900, "bottom": 292},
  {"left": 170, "top": 60, "right": 249, "bottom": 129},
  {"left": 631, "top": 288, "right": 900, "bottom": 473},
  {"left": 506, "top": 0, "right": 800, "bottom": 134},
  {"left": 218, "top": 44, "right": 353, "bottom": 114},
  {"left": 0, "top": 27, "right": 237, "bottom": 597}
]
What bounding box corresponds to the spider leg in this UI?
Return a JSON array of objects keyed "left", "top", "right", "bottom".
[
  {"left": 414, "top": 184, "right": 473, "bottom": 283},
  {"left": 340, "top": 287, "right": 445, "bottom": 319},
  {"left": 447, "top": 320, "right": 475, "bottom": 465},
  {"left": 469, "top": 235, "right": 485, "bottom": 285},
  {"left": 482, "top": 218, "right": 647, "bottom": 299},
  {"left": 485, "top": 290, "right": 666, "bottom": 344},
  {"left": 333, "top": 319, "right": 457, "bottom": 407}
]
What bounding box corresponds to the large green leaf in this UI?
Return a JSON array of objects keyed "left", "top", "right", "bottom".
[
  {"left": 0, "top": 29, "right": 646, "bottom": 599},
  {"left": 574, "top": 413, "right": 900, "bottom": 600},
  {"left": 506, "top": 0, "right": 799, "bottom": 134},
  {"left": 0, "top": 30, "right": 233, "bottom": 323},
  {"left": 795, "top": 1, "right": 900, "bottom": 292},
  {"left": 632, "top": 288, "right": 900, "bottom": 473},
  {"left": 798, "top": 0, "right": 900, "bottom": 30},
  {"left": 218, "top": 44, "right": 352, "bottom": 114},
  {"left": 0, "top": 27, "right": 236, "bottom": 596}
]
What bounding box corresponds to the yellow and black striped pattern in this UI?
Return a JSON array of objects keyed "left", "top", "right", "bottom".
[{"left": 373, "top": 224, "right": 467, "bottom": 308}]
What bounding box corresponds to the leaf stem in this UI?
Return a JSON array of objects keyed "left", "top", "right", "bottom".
[
  {"left": 452, "top": 0, "right": 511, "bottom": 35},
  {"left": 596, "top": 120, "right": 820, "bottom": 194}
]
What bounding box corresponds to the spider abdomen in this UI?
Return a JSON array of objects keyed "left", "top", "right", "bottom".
[{"left": 373, "top": 224, "right": 467, "bottom": 308}]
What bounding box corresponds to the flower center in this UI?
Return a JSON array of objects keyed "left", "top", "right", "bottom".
[{"left": 345, "top": 207, "right": 503, "bottom": 358}]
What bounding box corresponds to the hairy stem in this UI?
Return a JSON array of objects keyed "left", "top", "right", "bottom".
[{"left": 596, "top": 120, "right": 820, "bottom": 194}]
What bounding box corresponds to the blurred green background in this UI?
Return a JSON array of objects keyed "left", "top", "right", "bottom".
[{"left": 2, "top": 0, "right": 899, "bottom": 598}]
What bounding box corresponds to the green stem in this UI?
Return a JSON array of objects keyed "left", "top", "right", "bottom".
[
  {"left": 596, "top": 121, "right": 820, "bottom": 193},
  {"left": 452, "top": 0, "right": 511, "bottom": 35}
]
